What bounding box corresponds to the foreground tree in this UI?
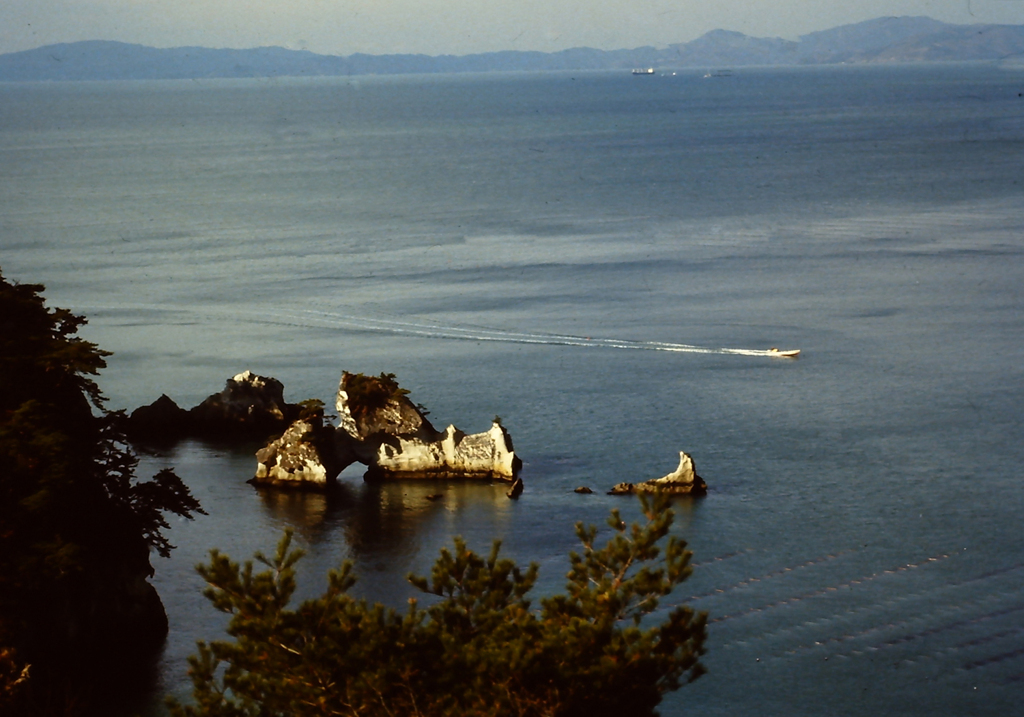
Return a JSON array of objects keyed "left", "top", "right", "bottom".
[
  {"left": 170, "top": 493, "right": 706, "bottom": 717},
  {"left": 0, "top": 270, "right": 204, "bottom": 715}
]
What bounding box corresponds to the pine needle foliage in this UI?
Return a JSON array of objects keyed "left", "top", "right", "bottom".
[
  {"left": 169, "top": 493, "right": 707, "bottom": 717},
  {"left": 342, "top": 372, "right": 410, "bottom": 419}
]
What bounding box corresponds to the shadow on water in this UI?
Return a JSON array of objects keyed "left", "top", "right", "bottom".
[
  {"left": 252, "top": 480, "right": 360, "bottom": 540},
  {"left": 246, "top": 471, "right": 516, "bottom": 561},
  {"left": 252, "top": 473, "right": 516, "bottom": 553},
  {"left": 248, "top": 472, "right": 519, "bottom": 609}
]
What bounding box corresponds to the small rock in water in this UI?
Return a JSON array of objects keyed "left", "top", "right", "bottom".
[
  {"left": 608, "top": 451, "right": 707, "bottom": 496},
  {"left": 425, "top": 493, "right": 444, "bottom": 501},
  {"left": 191, "top": 370, "right": 299, "bottom": 440},
  {"left": 506, "top": 477, "right": 524, "bottom": 499},
  {"left": 125, "top": 394, "right": 190, "bottom": 442},
  {"left": 574, "top": 486, "right": 594, "bottom": 494}
]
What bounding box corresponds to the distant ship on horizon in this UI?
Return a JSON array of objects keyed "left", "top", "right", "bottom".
[{"left": 632, "top": 67, "right": 655, "bottom": 75}]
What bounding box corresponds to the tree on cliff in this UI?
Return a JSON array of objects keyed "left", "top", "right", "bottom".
[
  {"left": 169, "top": 493, "right": 706, "bottom": 717},
  {"left": 0, "top": 270, "right": 205, "bottom": 715}
]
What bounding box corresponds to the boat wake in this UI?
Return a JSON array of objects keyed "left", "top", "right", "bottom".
[
  {"left": 85, "top": 301, "right": 798, "bottom": 359},
  {"left": 264, "top": 308, "right": 799, "bottom": 359}
]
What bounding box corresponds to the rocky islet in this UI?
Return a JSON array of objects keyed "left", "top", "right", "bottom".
[{"left": 127, "top": 370, "right": 707, "bottom": 497}]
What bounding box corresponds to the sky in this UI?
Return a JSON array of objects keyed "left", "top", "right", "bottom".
[{"left": 2, "top": 0, "right": 1024, "bottom": 57}]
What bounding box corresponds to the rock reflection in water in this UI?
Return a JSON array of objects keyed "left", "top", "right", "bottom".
[
  {"left": 251, "top": 472, "right": 517, "bottom": 606},
  {"left": 252, "top": 482, "right": 359, "bottom": 542}
]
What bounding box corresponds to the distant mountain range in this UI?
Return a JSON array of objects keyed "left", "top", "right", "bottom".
[{"left": 2, "top": 16, "right": 1023, "bottom": 82}]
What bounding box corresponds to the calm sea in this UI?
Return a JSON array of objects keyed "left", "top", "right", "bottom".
[{"left": 2, "top": 63, "right": 1023, "bottom": 715}]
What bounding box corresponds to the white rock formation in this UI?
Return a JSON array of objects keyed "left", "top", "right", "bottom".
[
  {"left": 646, "top": 451, "right": 703, "bottom": 489},
  {"left": 608, "top": 451, "right": 707, "bottom": 495},
  {"left": 336, "top": 385, "right": 357, "bottom": 438},
  {"left": 374, "top": 422, "right": 519, "bottom": 479},
  {"left": 334, "top": 372, "right": 520, "bottom": 481},
  {"left": 253, "top": 418, "right": 339, "bottom": 487}
]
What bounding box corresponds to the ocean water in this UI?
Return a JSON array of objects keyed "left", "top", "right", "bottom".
[{"left": 1, "top": 63, "right": 1023, "bottom": 715}]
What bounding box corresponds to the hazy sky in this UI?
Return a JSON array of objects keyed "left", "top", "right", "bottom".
[{"left": 3, "top": 0, "right": 1024, "bottom": 56}]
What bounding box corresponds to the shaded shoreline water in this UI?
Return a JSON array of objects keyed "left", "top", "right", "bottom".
[{"left": 1, "top": 64, "right": 1022, "bottom": 715}]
